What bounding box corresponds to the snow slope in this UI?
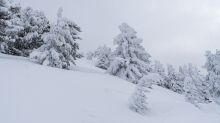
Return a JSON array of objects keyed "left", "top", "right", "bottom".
[{"left": 0, "top": 53, "right": 220, "bottom": 123}]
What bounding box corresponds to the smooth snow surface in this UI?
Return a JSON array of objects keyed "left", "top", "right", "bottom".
[{"left": 0, "top": 53, "right": 220, "bottom": 123}]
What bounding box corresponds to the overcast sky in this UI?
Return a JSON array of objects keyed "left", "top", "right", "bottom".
[{"left": 16, "top": 0, "right": 220, "bottom": 75}]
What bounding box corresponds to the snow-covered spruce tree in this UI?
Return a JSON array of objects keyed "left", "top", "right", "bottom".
[
  {"left": 184, "top": 75, "right": 199, "bottom": 107},
  {"left": 30, "top": 8, "right": 81, "bottom": 69},
  {"left": 106, "top": 23, "right": 152, "bottom": 84},
  {"left": 0, "top": 0, "right": 10, "bottom": 46},
  {"left": 203, "top": 50, "right": 220, "bottom": 104},
  {"left": 153, "top": 60, "right": 167, "bottom": 87},
  {"left": 86, "top": 51, "right": 93, "bottom": 60},
  {"left": 179, "top": 64, "right": 189, "bottom": 81},
  {"left": 188, "top": 63, "right": 211, "bottom": 103},
  {"left": 129, "top": 73, "right": 160, "bottom": 115},
  {"left": 182, "top": 65, "right": 189, "bottom": 76},
  {"left": 167, "top": 63, "right": 175, "bottom": 89},
  {"left": 93, "top": 45, "right": 113, "bottom": 70},
  {"left": 179, "top": 66, "right": 184, "bottom": 75},
  {"left": 181, "top": 64, "right": 199, "bottom": 106},
  {"left": 13, "top": 6, "right": 50, "bottom": 56},
  {"left": 167, "top": 64, "right": 184, "bottom": 94},
  {"left": 0, "top": 0, "right": 23, "bottom": 55}
]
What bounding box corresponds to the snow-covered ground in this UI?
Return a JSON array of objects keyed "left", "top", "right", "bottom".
[{"left": 0, "top": 53, "right": 220, "bottom": 123}]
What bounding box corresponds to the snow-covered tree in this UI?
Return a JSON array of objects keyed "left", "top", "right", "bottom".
[
  {"left": 0, "top": 0, "right": 10, "bottom": 48},
  {"left": 167, "top": 64, "right": 184, "bottom": 94},
  {"left": 0, "top": 0, "right": 9, "bottom": 20},
  {"left": 188, "top": 63, "right": 211, "bottom": 103},
  {"left": 181, "top": 64, "right": 199, "bottom": 107},
  {"left": 179, "top": 66, "right": 184, "bottom": 75},
  {"left": 13, "top": 6, "right": 50, "bottom": 56},
  {"left": 106, "top": 23, "right": 152, "bottom": 83},
  {"left": 0, "top": 0, "right": 23, "bottom": 55},
  {"left": 203, "top": 50, "right": 220, "bottom": 104},
  {"left": 30, "top": 8, "right": 81, "bottom": 69},
  {"left": 86, "top": 51, "right": 93, "bottom": 60},
  {"left": 0, "top": 2, "right": 49, "bottom": 56},
  {"left": 129, "top": 73, "right": 160, "bottom": 115},
  {"left": 182, "top": 65, "right": 189, "bottom": 76},
  {"left": 86, "top": 45, "right": 113, "bottom": 69},
  {"left": 153, "top": 60, "right": 167, "bottom": 87},
  {"left": 93, "top": 45, "right": 113, "bottom": 70},
  {"left": 184, "top": 76, "right": 199, "bottom": 107}
]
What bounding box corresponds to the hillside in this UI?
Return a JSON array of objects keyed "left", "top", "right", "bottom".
[{"left": 0, "top": 53, "right": 220, "bottom": 123}]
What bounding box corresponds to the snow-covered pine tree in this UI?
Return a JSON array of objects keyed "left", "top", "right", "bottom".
[
  {"left": 93, "top": 45, "right": 112, "bottom": 70},
  {"left": 153, "top": 60, "right": 167, "bottom": 87},
  {"left": 30, "top": 8, "right": 81, "bottom": 69},
  {"left": 167, "top": 63, "right": 175, "bottom": 89},
  {"left": 184, "top": 75, "right": 199, "bottom": 107},
  {"left": 179, "top": 66, "right": 184, "bottom": 75},
  {"left": 13, "top": 6, "right": 50, "bottom": 56},
  {"left": 203, "top": 50, "right": 220, "bottom": 104},
  {"left": 86, "top": 51, "right": 93, "bottom": 60},
  {"left": 167, "top": 64, "right": 184, "bottom": 94},
  {"left": 106, "top": 23, "right": 152, "bottom": 83},
  {"left": 129, "top": 73, "right": 160, "bottom": 115},
  {"left": 0, "top": 0, "right": 23, "bottom": 55},
  {"left": 182, "top": 65, "right": 189, "bottom": 76},
  {"left": 188, "top": 63, "right": 211, "bottom": 103},
  {"left": 182, "top": 64, "right": 199, "bottom": 107},
  {"left": 0, "top": 0, "right": 10, "bottom": 48}
]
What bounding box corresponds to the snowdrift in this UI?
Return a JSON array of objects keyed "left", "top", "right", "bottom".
[{"left": 0, "top": 53, "right": 219, "bottom": 123}]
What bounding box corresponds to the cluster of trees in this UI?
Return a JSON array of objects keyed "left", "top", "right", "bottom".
[
  {"left": 0, "top": 0, "right": 82, "bottom": 69},
  {"left": 86, "top": 23, "right": 219, "bottom": 115},
  {"left": 1, "top": 0, "right": 219, "bottom": 116}
]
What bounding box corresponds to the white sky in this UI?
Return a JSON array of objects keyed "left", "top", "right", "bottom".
[{"left": 16, "top": 0, "right": 220, "bottom": 75}]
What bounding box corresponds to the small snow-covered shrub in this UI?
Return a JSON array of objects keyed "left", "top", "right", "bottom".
[
  {"left": 93, "top": 45, "right": 113, "bottom": 70},
  {"left": 86, "top": 45, "right": 112, "bottom": 70},
  {"left": 86, "top": 51, "right": 93, "bottom": 60}
]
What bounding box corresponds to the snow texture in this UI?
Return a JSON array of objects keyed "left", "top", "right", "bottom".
[{"left": 1, "top": 53, "right": 220, "bottom": 123}]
